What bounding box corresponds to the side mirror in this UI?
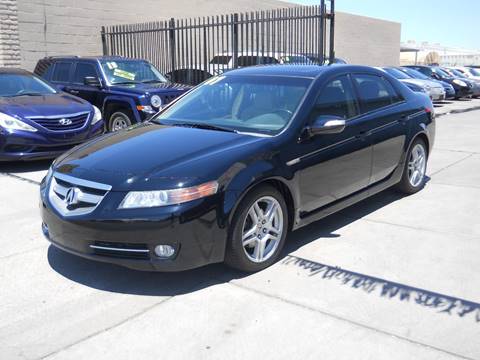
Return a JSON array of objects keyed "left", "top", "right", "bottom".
[
  {"left": 308, "top": 115, "right": 346, "bottom": 136},
  {"left": 84, "top": 76, "right": 102, "bottom": 87},
  {"left": 431, "top": 73, "right": 440, "bottom": 80}
]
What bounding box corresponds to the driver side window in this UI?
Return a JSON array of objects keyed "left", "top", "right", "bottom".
[{"left": 311, "top": 75, "right": 358, "bottom": 121}]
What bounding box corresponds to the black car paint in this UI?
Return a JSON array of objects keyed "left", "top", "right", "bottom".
[{"left": 40, "top": 65, "right": 435, "bottom": 271}]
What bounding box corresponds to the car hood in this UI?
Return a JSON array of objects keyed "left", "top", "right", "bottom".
[
  {"left": 400, "top": 78, "right": 441, "bottom": 89},
  {"left": 0, "top": 93, "right": 92, "bottom": 118},
  {"left": 108, "top": 82, "right": 192, "bottom": 96},
  {"left": 54, "top": 123, "right": 269, "bottom": 191}
]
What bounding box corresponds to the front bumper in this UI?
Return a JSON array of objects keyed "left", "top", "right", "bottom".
[
  {"left": 429, "top": 88, "right": 446, "bottom": 102},
  {"left": 0, "top": 121, "right": 104, "bottom": 161},
  {"left": 454, "top": 86, "right": 474, "bottom": 98},
  {"left": 40, "top": 184, "right": 227, "bottom": 272}
]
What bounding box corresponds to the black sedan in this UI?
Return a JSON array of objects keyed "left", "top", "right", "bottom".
[{"left": 40, "top": 65, "right": 435, "bottom": 272}]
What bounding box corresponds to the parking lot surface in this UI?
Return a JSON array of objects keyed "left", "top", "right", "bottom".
[{"left": 1, "top": 106, "right": 480, "bottom": 360}]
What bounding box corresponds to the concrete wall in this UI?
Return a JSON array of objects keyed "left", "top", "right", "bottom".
[
  {"left": 0, "top": 0, "right": 20, "bottom": 67},
  {"left": 335, "top": 11, "right": 401, "bottom": 66},
  {"left": 11, "top": 0, "right": 400, "bottom": 70}
]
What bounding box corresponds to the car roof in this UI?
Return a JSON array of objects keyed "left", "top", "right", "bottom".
[
  {"left": 224, "top": 64, "right": 383, "bottom": 79},
  {"left": 0, "top": 67, "right": 32, "bottom": 75},
  {"left": 39, "top": 56, "right": 142, "bottom": 62}
]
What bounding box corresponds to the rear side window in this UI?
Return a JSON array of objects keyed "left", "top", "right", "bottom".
[
  {"left": 353, "top": 74, "right": 402, "bottom": 113},
  {"left": 312, "top": 75, "right": 358, "bottom": 120},
  {"left": 73, "top": 63, "right": 97, "bottom": 84},
  {"left": 52, "top": 62, "right": 72, "bottom": 82}
]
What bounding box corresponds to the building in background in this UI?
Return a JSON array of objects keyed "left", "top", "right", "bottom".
[
  {"left": 0, "top": 0, "right": 400, "bottom": 70},
  {"left": 400, "top": 40, "right": 480, "bottom": 66}
]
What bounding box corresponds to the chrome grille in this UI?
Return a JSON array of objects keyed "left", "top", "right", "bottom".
[
  {"left": 28, "top": 111, "right": 90, "bottom": 132},
  {"left": 48, "top": 173, "right": 111, "bottom": 216}
]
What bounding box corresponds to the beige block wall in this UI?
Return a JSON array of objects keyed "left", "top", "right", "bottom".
[
  {"left": 15, "top": 0, "right": 400, "bottom": 70},
  {"left": 0, "top": 0, "right": 21, "bottom": 67},
  {"left": 335, "top": 11, "right": 401, "bottom": 66}
]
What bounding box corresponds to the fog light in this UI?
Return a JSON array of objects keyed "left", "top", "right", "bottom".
[{"left": 154, "top": 245, "right": 175, "bottom": 258}]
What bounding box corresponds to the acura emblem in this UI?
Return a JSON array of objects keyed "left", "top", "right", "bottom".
[
  {"left": 59, "top": 118, "right": 73, "bottom": 126},
  {"left": 65, "top": 187, "right": 80, "bottom": 206}
]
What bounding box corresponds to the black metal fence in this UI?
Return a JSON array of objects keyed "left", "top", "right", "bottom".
[{"left": 101, "top": 1, "right": 335, "bottom": 85}]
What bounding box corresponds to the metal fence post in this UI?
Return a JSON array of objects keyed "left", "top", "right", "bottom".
[
  {"left": 101, "top": 26, "right": 108, "bottom": 55},
  {"left": 169, "top": 18, "right": 176, "bottom": 82},
  {"left": 319, "top": 0, "right": 325, "bottom": 64},
  {"left": 232, "top": 13, "right": 239, "bottom": 69},
  {"left": 329, "top": 0, "right": 335, "bottom": 64}
]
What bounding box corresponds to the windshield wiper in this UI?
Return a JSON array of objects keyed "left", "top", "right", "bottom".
[
  {"left": 167, "top": 122, "right": 237, "bottom": 133},
  {"left": 141, "top": 79, "right": 167, "bottom": 84},
  {"left": 113, "top": 81, "right": 140, "bottom": 85},
  {"left": 12, "top": 92, "right": 45, "bottom": 97}
]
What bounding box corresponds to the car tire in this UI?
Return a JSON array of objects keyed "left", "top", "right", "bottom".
[
  {"left": 224, "top": 185, "right": 288, "bottom": 272},
  {"left": 396, "top": 138, "right": 428, "bottom": 194},
  {"left": 109, "top": 111, "right": 132, "bottom": 132}
]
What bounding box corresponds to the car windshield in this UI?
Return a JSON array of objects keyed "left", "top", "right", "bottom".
[
  {"left": 100, "top": 60, "right": 168, "bottom": 85},
  {"left": 434, "top": 68, "right": 452, "bottom": 78},
  {"left": 384, "top": 68, "right": 411, "bottom": 80},
  {"left": 401, "top": 68, "right": 430, "bottom": 80},
  {"left": 0, "top": 74, "right": 57, "bottom": 97},
  {"left": 469, "top": 68, "right": 480, "bottom": 76},
  {"left": 280, "top": 55, "right": 312, "bottom": 64},
  {"left": 449, "top": 69, "right": 467, "bottom": 78},
  {"left": 210, "top": 56, "right": 232, "bottom": 65},
  {"left": 154, "top": 75, "right": 311, "bottom": 135}
]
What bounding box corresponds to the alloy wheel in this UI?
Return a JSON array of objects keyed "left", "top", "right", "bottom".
[
  {"left": 241, "top": 196, "right": 284, "bottom": 263},
  {"left": 408, "top": 143, "right": 427, "bottom": 187},
  {"left": 111, "top": 114, "right": 129, "bottom": 131}
]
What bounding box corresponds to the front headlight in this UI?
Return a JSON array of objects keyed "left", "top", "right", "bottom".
[
  {"left": 0, "top": 112, "right": 37, "bottom": 132},
  {"left": 91, "top": 106, "right": 103, "bottom": 125},
  {"left": 119, "top": 181, "right": 219, "bottom": 209},
  {"left": 453, "top": 79, "right": 467, "bottom": 87},
  {"left": 151, "top": 95, "right": 162, "bottom": 108}
]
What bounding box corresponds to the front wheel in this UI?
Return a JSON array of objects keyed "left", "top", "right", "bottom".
[
  {"left": 108, "top": 111, "right": 132, "bottom": 132},
  {"left": 396, "top": 138, "right": 428, "bottom": 194},
  {"left": 225, "top": 185, "right": 288, "bottom": 272}
]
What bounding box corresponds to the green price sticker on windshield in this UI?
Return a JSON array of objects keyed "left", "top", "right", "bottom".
[{"left": 113, "top": 68, "right": 136, "bottom": 81}]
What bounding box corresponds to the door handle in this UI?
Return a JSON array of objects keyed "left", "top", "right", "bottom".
[{"left": 68, "top": 89, "right": 79, "bottom": 95}]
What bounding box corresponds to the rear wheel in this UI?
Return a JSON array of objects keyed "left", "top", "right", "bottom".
[
  {"left": 225, "top": 185, "right": 288, "bottom": 272},
  {"left": 396, "top": 138, "right": 428, "bottom": 194},
  {"left": 109, "top": 111, "right": 132, "bottom": 132}
]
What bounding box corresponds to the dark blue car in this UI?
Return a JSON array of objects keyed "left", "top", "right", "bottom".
[
  {"left": 34, "top": 56, "right": 192, "bottom": 131},
  {"left": 0, "top": 68, "right": 104, "bottom": 162}
]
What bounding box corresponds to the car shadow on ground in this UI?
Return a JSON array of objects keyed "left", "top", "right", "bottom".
[
  {"left": 47, "top": 187, "right": 407, "bottom": 297},
  {"left": 0, "top": 159, "right": 52, "bottom": 173}
]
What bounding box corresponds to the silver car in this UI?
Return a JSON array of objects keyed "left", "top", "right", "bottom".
[{"left": 381, "top": 67, "right": 445, "bottom": 101}]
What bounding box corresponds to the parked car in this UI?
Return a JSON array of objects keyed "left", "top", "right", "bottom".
[
  {"left": 381, "top": 67, "right": 445, "bottom": 101},
  {"left": 448, "top": 66, "right": 480, "bottom": 81},
  {"left": 304, "top": 54, "right": 347, "bottom": 65},
  {"left": 398, "top": 67, "right": 456, "bottom": 99},
  {"left": 40, "top": 65, "right": 434, "bottom": 272},
  {"left": 167, "top": 52, "right": 313, "bottom": 85},
  {"left": 441, "top": 67, "right": 480, "bottom": 98},
  {"left": 34, "top": 56, "right": 192, "bottom": 131},
  {"left": 404, "top": 65, "right": 473, "bottom": 99},
  {"left": 0, "top": 68, "right": 104, "bottom": 161}
]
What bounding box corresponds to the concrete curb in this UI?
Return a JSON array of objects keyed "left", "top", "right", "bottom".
[{"left": 436, "top": 105, "right": 480, "bottom": 118}]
